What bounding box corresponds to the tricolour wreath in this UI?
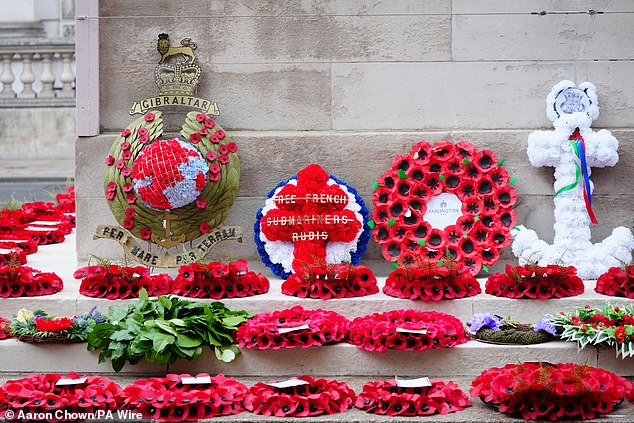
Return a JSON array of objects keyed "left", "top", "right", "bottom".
[
  {"left": 254, "top": 164, "right": 369, "bottom": 279},
  {"left": 371, "top": 140, "right": 517, "bottom": 275}
]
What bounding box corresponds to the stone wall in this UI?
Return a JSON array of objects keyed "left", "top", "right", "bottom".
[{"left": 76, "top": 0, "right": 634, "bottom": 272}]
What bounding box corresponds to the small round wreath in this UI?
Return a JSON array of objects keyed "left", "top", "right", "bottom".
[
  {"left": 236, "top": 306, "right": 349, "bottom": 349},
  {"left": 243, "top": 376, "right": 355, "bottom": 417},
  {"left": 371, "top": 140, "right": 517, "bottom": 275},
  {"left": 467, "top": 313, "right": 556, "bottom": 345},
  {"left": 0, "top": 317, "right": 13, "bottom": 340},
  {"left": 596, "top": 265, "right": 634, "bottom": 298},
  {"left": 0, "top": 372, "right": 122, "bottom": 422},
  {"left": 104, "top": 110, "right": 239, "bottom": 245},
  {"left": 356, "top": 378, "right": 471, "bottom": 416},
  {"left": 0, "top": 237, "right": 38, "bottom": 256},
  {"left": 254, "top": 164, "right": 370, "bottom": 279},
  {"left": 172, "top": 260, "right": 269, "bottom": 299},
  {"left": 281, "top": 263, "right": 378, "bottom": 299},
  {"left": 74, "top": 265, "right": 172, "bottom": 299},
  {"left": 0, "top": 249, "right": 26, "bottom": 267},
  {"left": 120, "top": 373, "right": 247, "bottom": 422},
  {"left": 0, "top": 265, "right": 63, "bottom": 298},
  {"left": 471, "top": 362, "right": 634, "bottom": 420},
  {"left": 485, "top": 263, "right": 584, "bottom": 299},
  {"left": 383, "top": 259, "right": 481, "bottom": 301},
  {"left": 348, "top": 310, "right": 469, "bottom": 352}
]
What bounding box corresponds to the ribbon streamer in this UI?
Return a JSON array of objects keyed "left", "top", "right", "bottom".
[{"left": 555, "top": 129, "right": 597, "bottom": 224}]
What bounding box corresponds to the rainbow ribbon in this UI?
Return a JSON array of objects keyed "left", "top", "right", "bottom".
[{"left": 555, "top": 129, "right": 597, "bottom": 224}]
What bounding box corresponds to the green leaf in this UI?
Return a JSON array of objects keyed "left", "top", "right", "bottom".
[
  {"left": 152, "top": 333, "right": 176, "bottom": 353},
  {"left": 155, "top": 320, "right": 178, "bottom": 336},
  {"left": 391, "top": 261, "right": 398, "bottom": 269},
  {"left": 222, "top": 315, "right": 248, "bottom": 327},
  {"left": 215, "top": 346, "right": 236, "bottom": 362},
  {"left": 397, "top": 169, "right": 408, "bottom": 179},
  {"left": 158, "top": 296, "right": 172, "bottom": 309},
  {"left": 110, "top": 330, "right": 135, "bottom": 342},
  {"left": 509, "top": 177, "right": 518, "bottom": 184},
  {"left": 462, "top": 159, "right": 471, "bottom": 165},
  {"left": 367, "top": 220, "right": 375, "bottom": 229},
  {"left": 372, "top": 182, "right": 379, "bottom": 190},
  {"left": 109, "top": 306, "right": 129, "bottom": 324},
  {"left": 497, "top": 159, "right": 505, "bottom": 167},
  {"left": 439, "top": 173, "right": 445, "bottom": 182},
  {"left": 138, "top": 287, "right": 149, "bottom": 301},
  {"left": 387, "top": 219, "right": 396, "bottom": 227},
  {"left": 176, "top": 333, "right": 203, "bottom": 348},
  {"left": 417, "top": 240, "right": 426, "bottom": 246}
]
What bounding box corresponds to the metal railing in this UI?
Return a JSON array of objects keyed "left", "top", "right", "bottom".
[{"left": 0, "top": 39, "right": 75, "bottom": 107}]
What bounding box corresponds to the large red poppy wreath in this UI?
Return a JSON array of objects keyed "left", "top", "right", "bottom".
[{"left": 371, "top": 141, "right": 517, "bottom": 275}]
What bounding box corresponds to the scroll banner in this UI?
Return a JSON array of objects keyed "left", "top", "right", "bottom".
[
  {"left": 94, "top": 224, "right": 243, "bottom": 267},
  {"left": 129, "top": 95, "right": 219, "bottom": 115}
]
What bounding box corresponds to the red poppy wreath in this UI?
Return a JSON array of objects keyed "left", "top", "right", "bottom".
[
  {"left": 281, "top": 263, "right": 378, "bottom": 299},
  {"left": 383, "top": 259, "right": 481, "bottom": 301},
  {"left": 75, "top": 264, "right": 172, "bottom": 299},
  {"left": 471, "top": 362, "right": 634, "bottom": 420},
  {"left": 119, "top": 373, "right": 247, "bottom": 422},
  {"left": 356, "top": 378, "right": 470, "bottom": 416},
  {"left": 371, "top": 140, "right": 517, "bottom": 275},
  {"left": 595, "top": 265, "right": 634, "bottom": 298},
  {"left": 486, "top": 263, "right": 584, "bottom": 299},
  {"left": 172, "top": 260, "right": 269, "bottom": 299},
  {"left": 0, "top": 372, "right": 122, "bottom": 422},
  {"left": 235, "top": 306, "right": 349, "bottom": 349},
  {"left": 243, "top": 376, "right": 356, "bottom": 417},
  {"left": 0, "top": 265, "right": 63, "bottom": 298},
  {"left": 348, "top": 310, "right": 469, "bottom": 352}
]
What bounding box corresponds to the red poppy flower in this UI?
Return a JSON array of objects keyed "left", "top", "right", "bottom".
[
  {"left": 122, "top": 183, "right": 133, "bottom": 193},
  {"left": 139, "top": 134, "right": 150, "bottom": 144},
  {"left": 215, "top": 129, "right": 226, "bottom": 139},
  {"left": 122, "top": 150, "right": 132, "bottom": 160},
  {"left": 121, "top": 128, "right": 131, "bottom": 137},
  {"left": 121, "top": 167, "right": 132, "bottom": 177},
  {"left": 195, "top": 199, "right": 206, "bottom": 209},
  {"left": 227, "top": 142, "right": 238, "bottom": 152},
  {"left": 124, "top": 218, "right": 134, "bottom": 229},
  {"left": 219, "top": 144, "right": 229, "bottom": 155},
  {"left": 209, "top": 173, "right": 220, "bottom": 182},
  {"left": 126, "top": 194, "right": 137, "bottom": 204},
  {"left": 105, "top": 155, "right": 115, "bottom": 166},
  {"left": 199, "top": 222, "right": 211, "bottom": 234},
  {"left": 190, "top": 133, "right": 201, "bottom": 144},
  {"left": 206, "top": 151, "right": 217, "bottom": 162},
  {"left": 124, "top": 208, "right": 136, "bottom": 218},
  {"left": 144, "top": 112, "right": 155, "bottom": 122},
  {"left": 210, "top": 134, "right": 220, "bottom": 143},
  {"left": 202, "top": 118, "right": 216, "bottom": 128},
  {"left": 140, "top": 228, "right": 151, "bottom": 240},
  {"left": 219, "top": 154, "right": 229, "bottom": 164},
  {"left": 196, "top": 113, "right": 206, "bottom": 122},
  {"left": 615, "top": 326, "right": 626, "bottom": 343},
  {"left": 115, "top": 159, "right": 125, "bottom": 170},
  {"left": 121, "top": 141, "right": 131, "bottom": 151},
  {"left": 105, "top": 191, "right": 115, "bottom": 200},
  {"left": 137, "top": 127, "right": 148, "bottom": 136}
]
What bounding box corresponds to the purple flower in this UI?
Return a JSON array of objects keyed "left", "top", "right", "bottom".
[
  {"left": 534, "top": 318, "right": 556, "bottom": 335},
  {"left": 468, "top": 313, "right": 502, "bottom": 333}
]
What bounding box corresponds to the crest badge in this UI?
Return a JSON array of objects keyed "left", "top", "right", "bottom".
[{"left": 129, "top": 33, "right": 219, "bottom": 116}]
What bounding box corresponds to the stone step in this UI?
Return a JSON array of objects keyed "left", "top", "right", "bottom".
[
  {"left": 3, "top": 233, "right": 634, "bottom": 324},
  {"left": 2, "top": 232, "right": 634, "bottom": 383},
  {"left": 0, "top": 373, "right": 631, "bottom": 423}
]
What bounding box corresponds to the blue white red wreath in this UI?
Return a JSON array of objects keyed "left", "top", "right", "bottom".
[{"left": 254, "top": 164, "right": 370, "bottom": 279}]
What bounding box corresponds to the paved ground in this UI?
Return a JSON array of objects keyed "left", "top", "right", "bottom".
[{"left": 0, "top": 159, "right": 74, "bottom": 203}]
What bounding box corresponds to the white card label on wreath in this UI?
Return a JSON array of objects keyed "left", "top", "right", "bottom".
[
  {"left": 277, "top": 323, "right": 310, "bottom": 334},
  {"left": 265, "top": 379, "right": 310, "bottom": 389},
  {"left": 0, "top": 239, "right": 29, "bottom": 243},
  {"left": 423, "top": 193, "right": 462, "bottom": 229},
  {"left": 395, "top": 376, "right": 432, "bottom": 388},
  {"left": 29, "top": 221, "right": 62, "bottom": 226},
  {"left": 181, "top": 376, "right": 212, "bottom": 385},
  {"left": 56, "top": 377, "right": 87, "bottom": 386},
  {"left": 0, "top": 248, "right": 16, "bottom": 254},
  {"left": 396, "top": 327, "right": 427, "bottom": 335},
  {"left": 25, "top": 226, "right": 55, "bottom": 231}
]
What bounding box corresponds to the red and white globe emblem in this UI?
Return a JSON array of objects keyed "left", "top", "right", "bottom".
[{"left": 132, "top": 139, "right": 208, "bottom": 210}]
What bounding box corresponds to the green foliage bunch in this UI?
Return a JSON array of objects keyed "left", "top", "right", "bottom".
[{"left": 87, "top": 289, "right": 251, "bottom": 371}]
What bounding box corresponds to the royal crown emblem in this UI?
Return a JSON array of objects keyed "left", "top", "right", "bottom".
[{"left": 130, "top": 33, "right": 218, "bottom": 115}]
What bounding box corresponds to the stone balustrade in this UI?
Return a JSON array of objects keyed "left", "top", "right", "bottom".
[{"left": 0, "top": 38, "right": 75, "bottom": 106}]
